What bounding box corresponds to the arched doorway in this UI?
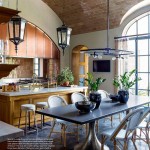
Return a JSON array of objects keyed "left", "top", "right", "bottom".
[{"left": 72, "top": 45, "right": 88, "bottom": 85}]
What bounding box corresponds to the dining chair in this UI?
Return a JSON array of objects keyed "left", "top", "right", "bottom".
[
  {"left": 98, "top": 90, "right": 122, "bottom": 127},
  {"left": 100, "top": 107, "right": 145, "bottom": 150},
  {"left": 135, "top": 107, "right": 150, "bottom": 149},
  {"left": 47, "top": 95, "right": 78, "bottom": 147},
  {"left": 71, "top": 92, "right": 89, "bottom": 135}
]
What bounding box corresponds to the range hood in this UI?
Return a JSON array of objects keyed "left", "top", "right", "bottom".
[{"left": 0, "top": 64, "right": 19, "bottom": 79}]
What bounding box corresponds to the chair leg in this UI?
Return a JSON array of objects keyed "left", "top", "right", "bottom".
[
  {"left": 18, "top": 109, "right": 22, "bottom": 128},
  {"left": 33, "top": 111, "right": 38, "bottom": 133},
  {"left": 101, "top": 135, "right": 105, "bottom": 150},
  {"left": 113, "top": 139, "right": 117, "bottom": 150},
  {"left": 25, "top": 111, "right": 28, "bottom": 135},
  {"left": 123, "top": 140, "right": 128, "bottom": 150},
  {"left": 48, "top": 121, "right": 56, "bottom": 138},
  {"left": 132, "top": 132, "right": 137, "bottom": 150},
  {"left": 62, "top": 124, "right": 67, "bottom": 147},
  {"left": 111, "top": 116, "right": 113, "bottom": 127}
]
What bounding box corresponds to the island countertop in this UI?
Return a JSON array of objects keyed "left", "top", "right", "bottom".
[
  {"left": 0, "top": 86, "right": 88, "bottom": 97},
  {"left": 0, "top": 86, "right": 88, "bottom": 125}
]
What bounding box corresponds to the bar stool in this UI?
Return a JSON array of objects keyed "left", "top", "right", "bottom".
[
  {"left": 18, "top": 104, "right": 38, "bottom": 135},
  {"left": 36, "top": 102, "right": 50, "bottom": 129}
]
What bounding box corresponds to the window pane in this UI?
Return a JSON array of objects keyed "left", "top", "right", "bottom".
[
  {"left": 127, "top": 40, "right": 135, "bottom": 53},
  {"left": 138, "top": 16, "right": 148, "bottom": 34},
  {"left": 126, "top": 22, "right": 136, "bottom": 35},
  {"left": 138, "top": 73, "right": 148, "bottom": 90},
  {"left": 79, "top": 78, "right": 84, "bottom": 86},
  {"left": 138, "top": 39, "right": 148, "bottom": 55},
  {"left": 79, "top": 66, "right": 84, "bottom": 75},
  {"left": 138, "top": 56, "right": 148, "bottom": 72},
  {"left": 138, "top": 90, "right": 148, "bottom": 96},
  {"left": 34, "top": 64, "right": 38, "bottom": 70},
  {"left": 126, "top": 56, "right": 135, "bottom": 71}
]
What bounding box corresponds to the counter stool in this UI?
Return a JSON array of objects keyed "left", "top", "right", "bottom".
[
  {"left": 36, "top": 102, "right": 50, "bottom": 129},
  {"left": 18, "top": 104, "right": 38, "bottom": 135}
]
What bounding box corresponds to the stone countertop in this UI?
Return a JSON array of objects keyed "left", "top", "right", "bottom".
[
  {"left": 0, "top": 86, "right": 88, "bottom": 97},
  {"left": 0, "top": 121, "right": 24, "bottom": 142}
]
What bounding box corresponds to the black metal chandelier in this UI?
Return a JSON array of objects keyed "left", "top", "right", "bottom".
[
  {"left": 80, "top": 0, "right": 133, "bottom": 59},
  {"left": 56, "top": 0, "right": 72, "bottom": 56},
  {"left": 8, "top": 0, "right": 26, "bottom": 54},
  {"left": 57, "top": 23, "right": 72, "bottom": 55}
]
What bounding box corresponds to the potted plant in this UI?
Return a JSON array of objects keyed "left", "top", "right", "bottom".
[
  {"left": 57, "top": 67, "right": 74, "bottom": 86},
  {"left": 84, "top": 72, "right": 106, "bottom": 108},
  {"left": 113, "top": 69, "right": 142, "bottom": 103}
]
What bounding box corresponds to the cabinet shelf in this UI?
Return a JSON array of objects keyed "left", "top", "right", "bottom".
[
  {"left": 0, "top": 6, "right": 20, "bottom": 23},
  {"left": 0, "top": 64, "right": 19, "bottom": 79}
]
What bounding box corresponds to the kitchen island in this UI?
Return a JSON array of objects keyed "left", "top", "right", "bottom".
[{"left": 0, "top": 86, "right": 87, "bottom": 126}]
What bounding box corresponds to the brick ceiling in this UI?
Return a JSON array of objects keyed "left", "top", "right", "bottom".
[{"left": 42, "top": 0, "right": 143, "bottom": 35}]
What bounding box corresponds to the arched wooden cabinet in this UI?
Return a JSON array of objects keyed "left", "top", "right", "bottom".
[
  {"left": 0, "top": 22, "right": 60, "bottom": 59},
  {"left": 72, "top": 45, "right": 88, "bottom": 85}
]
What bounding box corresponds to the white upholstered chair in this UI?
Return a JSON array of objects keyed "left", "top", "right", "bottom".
[
  {"left": 47, "top": 95, "right": 78, "bottom": 147},
  {"left": 100, "top": 107, "right": 146, "bottom": 150}
]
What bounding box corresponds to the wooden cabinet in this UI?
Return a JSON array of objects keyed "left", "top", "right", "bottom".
[
  {"left": 0, "top": 87, "right": 87, "bottom": 126},
  {"left": 17, "top": 28, "right": 27, "bottom": 57},
  {"left": 0, "top": 22, "right": 60, "bottom": 59},
  {"left": 44, "top": 35, "right": 52, "bottom": 58},
  {"left": 52, "top": 43, "right": 60, "bottom": 59},
  {"left": 36, "top": 29, "right": 44, "bottom": 57},
  {"left": 26, "top": 23, "right": 36, "bottom": 57},
  {"left": 0, "top": 24, "right": 7, "bottom": 40}
]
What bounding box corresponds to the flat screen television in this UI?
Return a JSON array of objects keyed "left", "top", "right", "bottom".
[{"left": 93, "top": 60, "right": 110, "bottom": 72}]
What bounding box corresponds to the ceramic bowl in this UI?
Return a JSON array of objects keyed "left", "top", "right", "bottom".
[{"left": 75, "top": 101, "right": 96, "bottom": 113}]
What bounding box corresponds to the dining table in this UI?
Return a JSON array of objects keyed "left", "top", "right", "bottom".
[{"left": 36, "top": 95, "right": 150, "bottom": 150}]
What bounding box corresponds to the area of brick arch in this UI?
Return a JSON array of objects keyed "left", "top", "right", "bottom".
[{"left": 43, "top": 0, "right": 142, "bottom": 35}]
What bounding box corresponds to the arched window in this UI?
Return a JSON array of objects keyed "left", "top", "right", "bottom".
[{"left": 123, "top": 12, "right": 150, "bottom": 96}]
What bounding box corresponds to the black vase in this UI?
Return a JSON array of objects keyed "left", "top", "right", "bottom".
[
  {"left": 89, "top": 91, "right": 101, "bottom": 109},
  {"left": 118, "top": 90, "right": 129, "bottom": 103}
]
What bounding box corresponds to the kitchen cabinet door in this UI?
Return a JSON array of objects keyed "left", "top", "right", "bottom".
[
  {"left": 0, "top": 24, "right": 7, "bottom": 40},
  {"left": 17, "top": 27, "right": 27, "bottom": 57},
  {"left": 52, "top": 43, "right": 60, "bottom": 59},
  {"left": 36, "top": 29, "right": 44, "bottom": 57},
  {"left": 44, "top": 35, "right": 52, "bottom": 58},
  {"left": 26, "top": 23, "right": 35, "bottom": 57},
  {"left": 0, "top": 24, "right": 9, "bottom": 55}
]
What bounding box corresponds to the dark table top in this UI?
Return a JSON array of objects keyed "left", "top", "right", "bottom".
[{"left": 36, "top": 95, "right": 150, "bottom": 124}]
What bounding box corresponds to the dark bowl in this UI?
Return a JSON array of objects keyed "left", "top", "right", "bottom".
[
  {"left": 75, "top": 101, "right": 96, "bottom": 113},
  {"left": 109, "top": 94, "right": 119, "bottom": 102}
]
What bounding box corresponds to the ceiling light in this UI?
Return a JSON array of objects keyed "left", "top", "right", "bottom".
[
  {"left": 8, "top": 0, "right": 26, "bottom": 55},
  {"left": 80, "top": 0, "right": 133, "bottom": 59},
  {"left": 57, "top": 0, "right": 72, "bottom": 56}
]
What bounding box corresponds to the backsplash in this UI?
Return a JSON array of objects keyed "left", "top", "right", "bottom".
[{"left": 5, "top": 58, "right": 33, "bottom": 78}]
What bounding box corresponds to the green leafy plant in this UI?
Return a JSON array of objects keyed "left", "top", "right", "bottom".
[
  {"left": 57, "top": 67, "right": 74, "bottom": 85},
  {"left": 84, "top": 72, "right": 106, "bottom": 91},
  {"left": 113, "top": 69, "right": 142, "bottom": 90}
]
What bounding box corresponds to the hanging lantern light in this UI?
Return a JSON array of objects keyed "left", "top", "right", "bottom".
[
  {"left": 57, "top": 23, "right": 72, "bottom": 55},
  {"left": 8, "top": 0, "right": 26, "bottom": 54},
  {"left": 8, "top": 15, "right": 26, "bottom": 54}
]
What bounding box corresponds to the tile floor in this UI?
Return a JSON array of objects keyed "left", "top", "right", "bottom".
[{"left": 20, "top": 116, "right": 149, "bottom": 150}]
